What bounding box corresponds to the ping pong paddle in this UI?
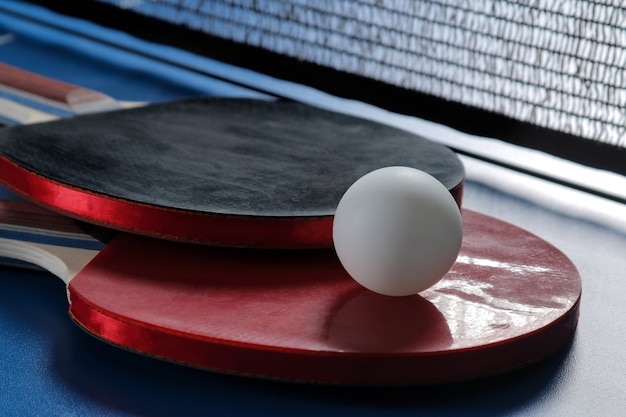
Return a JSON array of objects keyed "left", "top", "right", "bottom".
[
  {"left": 0, "top": 94, "right": 464, "bottom": 248},
  {"left": 0, "top": 197, "right": 581, "bottom": 385},
  {"left": 0, "top": 64, "right": 581, "bottom": 384}
]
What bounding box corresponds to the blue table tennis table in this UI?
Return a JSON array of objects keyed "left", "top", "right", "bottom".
[{"left": 0, "top": 3, "right": 625, "bottom": 416}]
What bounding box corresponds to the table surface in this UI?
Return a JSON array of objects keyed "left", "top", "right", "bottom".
[{"left": 0, "top": 3, "right": 625, "bottom": 416}]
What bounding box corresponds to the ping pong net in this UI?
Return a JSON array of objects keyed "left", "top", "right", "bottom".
[{"left": 22, "top": 1, "right": 626, "bottom": 180}]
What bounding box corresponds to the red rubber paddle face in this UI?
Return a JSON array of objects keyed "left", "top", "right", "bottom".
[
  {"left": 0, "top": 98, "right": 464, "bottom": 248},
  {"left": 68, "top": 210, "right": 581, "bottom": 385}
]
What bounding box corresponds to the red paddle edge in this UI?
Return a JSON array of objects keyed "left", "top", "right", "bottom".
[
  {"left": 68, "top": 276, "right": 579, "bottom": 385},
  {"left": 0, "top": 156, "right": 464, "bottom": 248}
]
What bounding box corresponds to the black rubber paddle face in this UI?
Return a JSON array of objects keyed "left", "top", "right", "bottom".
[{"left": 0, "top": 98, "right": 464, "bottom": 246}]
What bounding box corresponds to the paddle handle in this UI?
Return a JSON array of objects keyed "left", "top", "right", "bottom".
[
  {"left": 0, "top": 198, "right": 102, "bottom": 284},
  {"left": 0, "top": 62, "right": 121, "bottom": 113},
  {"left": 0, "top": 64, "right": 117, "bottom": 280}
]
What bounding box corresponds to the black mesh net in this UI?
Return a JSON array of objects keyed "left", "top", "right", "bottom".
[{"left": 23, "top": 1, "right": 626, "bottom": 173}]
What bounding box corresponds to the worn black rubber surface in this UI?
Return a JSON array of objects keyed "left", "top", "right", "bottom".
[{"left": 0, "top": 97, "right": 464, "bottom": 217}]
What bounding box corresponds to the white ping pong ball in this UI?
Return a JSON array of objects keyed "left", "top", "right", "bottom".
[{"left": 333, "top": 166, "right": 463, "bottom": 297}]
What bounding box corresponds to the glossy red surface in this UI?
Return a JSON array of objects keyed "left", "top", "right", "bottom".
[{"left": 68, "top": 210, "right": 581, "bottom": 384}]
